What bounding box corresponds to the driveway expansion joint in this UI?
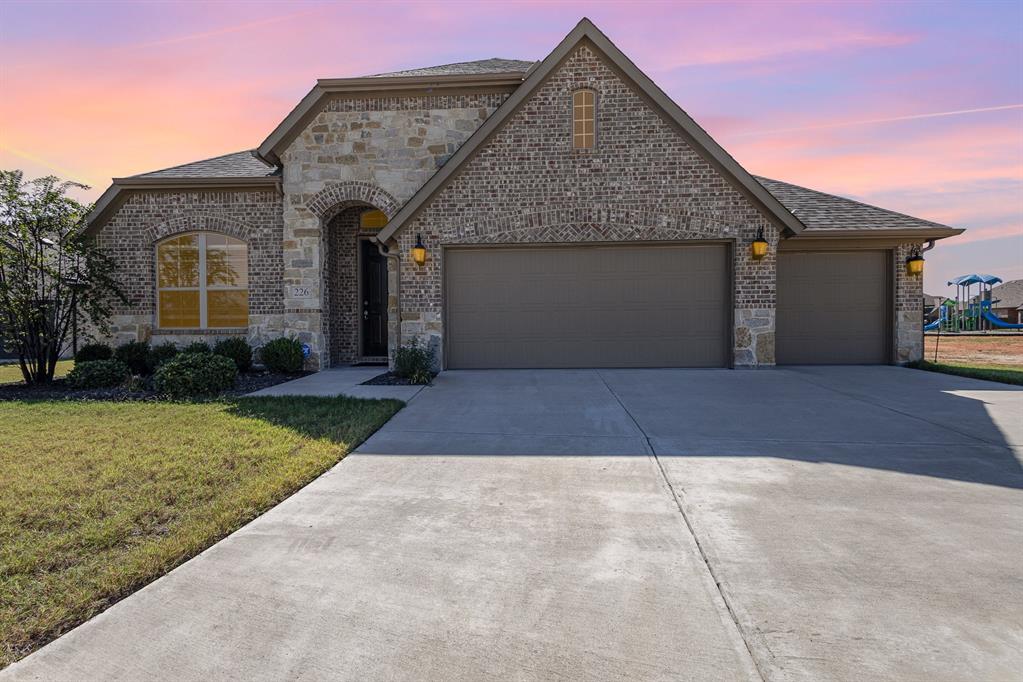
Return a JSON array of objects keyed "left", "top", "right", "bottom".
[{"left": 594, "top": 369, "right": 768, "bottom": 681}]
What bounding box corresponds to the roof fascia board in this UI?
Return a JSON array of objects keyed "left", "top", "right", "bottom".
[
  {"left": 784, "top": 227, "right": 964, "bottom": 240},
  {"left": 375, "top": 18, "right": 807, "bottom": 245},
  {"left": 256, "top": 73, "right": 527, "bottom": 166},
  {"left": 85, "top": 176, "right": 281, "bottom": 235}
]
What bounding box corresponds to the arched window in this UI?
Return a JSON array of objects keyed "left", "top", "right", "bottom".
[
  {"left": 359, "top": 209, "right": 388, "bottom": 230},
  {"left": 157, "top": 233, "right": 248, "bottom": 329},
  {"left": 573, "top": 89, "right": 595, "bottom": 149}
]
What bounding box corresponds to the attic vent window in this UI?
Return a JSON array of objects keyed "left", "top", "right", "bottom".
[{"left": 573, "top": 89, "right": 595, "bottom": 149}]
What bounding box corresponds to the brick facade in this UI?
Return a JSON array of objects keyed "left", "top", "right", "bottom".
[
  {"left": 90, "top": 46, "right": 930, "bottom": 368},
  {"left": 94, "top": 189, "right": 284, "bottom": 348},
  {"left": 396, "top": 45, "right": 779, "bottom": 367}
]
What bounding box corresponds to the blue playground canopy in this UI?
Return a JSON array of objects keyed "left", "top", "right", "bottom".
[{"left": 947, "top": 274, "right": 1002, "bottom": 286}]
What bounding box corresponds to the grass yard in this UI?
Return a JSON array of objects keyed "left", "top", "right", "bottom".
[
  {"left": 920, "top": 334, "right": 1023, "bottom": 385},
  {"left": 0, "top": 396, "right": 402, "bottom": 668},
  {"left": 0, "top": 360, "right": 73, "bottom": 385}
]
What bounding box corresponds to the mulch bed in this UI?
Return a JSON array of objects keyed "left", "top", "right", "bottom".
[
  {"left": 0, "top": 371, "right": 308, "bottom": 402},
  {"left": 361, "top": 371, "right": 432, "bottom": 386}
]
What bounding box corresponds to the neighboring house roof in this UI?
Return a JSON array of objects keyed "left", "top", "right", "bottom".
[
  {"left": 368, "top": 58, "right": 536, "bottom": 78},
  {"left": 755, "top": 177, "right": 962, "bottom": 238},
  {"left": 989, "top": 279, "right": 1023, "bottom": 309},
  {"left": 375, "top": 18, "right": 808, "bottom": 245},
  {"left": 135, "top": 150, "right": 276, "bottom": 179}
]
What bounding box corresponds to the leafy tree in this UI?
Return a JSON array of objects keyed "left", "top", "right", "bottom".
[{"left": 0, "top": 171, "right": 125, "bottom": 384}]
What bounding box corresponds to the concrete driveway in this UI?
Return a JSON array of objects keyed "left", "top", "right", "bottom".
[{"left": 5, "top": 367, "right": 1021, "bottom": 681}]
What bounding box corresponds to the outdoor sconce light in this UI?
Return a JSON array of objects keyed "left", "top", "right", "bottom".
[
  {"left": 750, "top": 227, "right": 769, "bottom": 261},
  {"left": 906, "top": 249, "right": 925, "bottom": 276},
  {"left": 411, "top": 234, "right": 427, "bottom": 266}
]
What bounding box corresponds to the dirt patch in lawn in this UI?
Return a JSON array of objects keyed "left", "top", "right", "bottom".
[{"left": 924, "top": 334, "right": 1023, "bottom": 367}]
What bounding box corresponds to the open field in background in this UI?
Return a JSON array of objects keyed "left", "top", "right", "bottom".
[
  {"left": 0, "top": 361, "right": 74, "bottom": 385},
  {"left": 0, "top": 396, "right": 403, "bottom": 668},
  {"left": 924, "top": 334, "right": 1023, "bottom": 367},
  {"left": 920, "top": 333, "right": 1023, "bottom": 385}
]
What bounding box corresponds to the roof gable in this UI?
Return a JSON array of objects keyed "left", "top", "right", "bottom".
[{"left": 375, "top": 18, "right": 807, "bottom": 244}]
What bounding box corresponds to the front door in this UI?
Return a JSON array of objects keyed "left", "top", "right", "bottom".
[{"left": 360, "top": 239, "right": 388, "bottom": 357}]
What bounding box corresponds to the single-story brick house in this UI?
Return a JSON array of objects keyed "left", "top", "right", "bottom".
[{"left": 85, "top": 18, "right": 963, "bottom": 370}]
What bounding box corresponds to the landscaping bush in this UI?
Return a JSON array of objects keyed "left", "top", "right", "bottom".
[
  {"left": 74, "top": 342, "right": 113, "bottom": 363},
  {"left": 153, "top": 353, "right": 238, "bottom": 399},
  {"left": 66, "top": 359, "right": 130, "bottom": 389},
  {"left": 114, "top": 341, "right": 151, "bottom": 375},
  {"left": 181, "top": 340, "right": 212, "bottom": 355},
  {"left": 213, "top": 337, "right": 253, "bottom": 372},
  {"left": 149, "top": 342, "right": 179, "bottom": 369},
  {"left": 259, "top": 337, "right": 304, "bottom": 374},
  {"left": 393, "top": 340, "right": 435, "bottom": 385}
]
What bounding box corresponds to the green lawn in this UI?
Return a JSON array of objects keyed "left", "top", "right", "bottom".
[
  {"left": 0, "top": 360, "right": 74, "bottom": 385},
  {"left": 0, "top": 396, "right": 402, "bottom": 668},
  {"left": 910, "top": 360, "right": 1023, "bottom": 386}
]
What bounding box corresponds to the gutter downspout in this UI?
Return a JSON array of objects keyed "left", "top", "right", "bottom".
[{"left": 375, "top": 237, "right": 401, "bottom": 370}]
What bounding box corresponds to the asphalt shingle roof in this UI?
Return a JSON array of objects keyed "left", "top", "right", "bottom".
[
  {"left": 368, "top": 58, "right": 535, "bottom": 78},
  {"left": 135, "top": 150, "right": 277, "bottom": 179},
  {"left": 755, "top": 176, "right": 954, "bottom": 232},
  {"left": 126, "top": 154, "right": 959, "bottom": 237},
  {"left": 990, "top": 280, "right": 1023, "bottom": 309}
]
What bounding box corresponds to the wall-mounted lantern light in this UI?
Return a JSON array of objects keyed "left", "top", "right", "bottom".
[
  {"left": 750, "top": 227, "right": 769, "bottom": 261},
  {"left": 411, "top": 234, "right": 427, "bottom": 266},
  {"left": 905, "top": 249, "right": 924, "bottom": 276}
]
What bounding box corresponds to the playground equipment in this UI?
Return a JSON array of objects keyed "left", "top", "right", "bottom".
[{"left": 926, "top": 274, "right": 1023, "bottom": 332}]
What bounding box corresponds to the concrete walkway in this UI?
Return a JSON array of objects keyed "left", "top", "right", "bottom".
[
  {"left": 246, "top": 366, "right": 424, "bottom": 401},
  {"left": 5, "top": 367, "right": 1022, "bottom": 681}
]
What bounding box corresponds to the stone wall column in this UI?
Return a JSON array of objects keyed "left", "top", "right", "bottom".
[{"left": 894, "top": 242, "right": 925, "bottom": 364}]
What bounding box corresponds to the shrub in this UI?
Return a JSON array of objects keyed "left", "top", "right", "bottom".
[
  {"left": 114, "top": 341, "right": 151, "bottom": 375},
  {"left": 393, "top": 339, "right": 435, "bottom": 385},
  {"left": 66, "top": 359, "right": 130, "bottom": 389},
  {"left": 260, "top": 337, "right": 304, "bottom": 374},
  {"left": 154, "top": 353, "right": 238, "bottom": 399},
  {"left": 74, "top": 342, "right": 113, "bottom": 363},
  {"left": 213, "top": 337, "right": 253, "bottom": 372},
  {"left": 149, "top": 342, "right": 179, "bottom": 369},
  {"left": 181, "top": 341, "right": 211, "bottom": 355}
]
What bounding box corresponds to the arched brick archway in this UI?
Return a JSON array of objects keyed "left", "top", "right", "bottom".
[
  {"left": 307, "top": 182, "right": 400, "bottom": 224},
  {"left": 143, "top": 213, "right": 253, "bottom": 245},
  {"left": 311, "top": 184, "right": 399, "bottom": 366}
]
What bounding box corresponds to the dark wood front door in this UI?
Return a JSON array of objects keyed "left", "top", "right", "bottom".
[{"left": 360, "top": 239, "right": 388, "bottom": 357}]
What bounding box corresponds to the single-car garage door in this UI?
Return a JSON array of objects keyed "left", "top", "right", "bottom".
[
  {"left": 777, "top": 250, "right": 890, "bottom": 364},
  {"left": 445, "top": 244, "right": 729, "bottom": 369}
]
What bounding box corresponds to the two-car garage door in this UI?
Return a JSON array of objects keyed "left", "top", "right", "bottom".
[{"left": 445, "top": 244, "right": 729, "bottom": 369}]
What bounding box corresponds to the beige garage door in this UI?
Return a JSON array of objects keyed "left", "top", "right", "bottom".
[
  {"left": 777, "top": 251, "right": 890, "bottom": 364},
  {"left": 445, "top": 244, "right": 729, "bottom": 369}
]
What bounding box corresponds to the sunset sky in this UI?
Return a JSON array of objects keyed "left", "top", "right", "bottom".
[{"left": 1, "top": 0, "right": 1020, "bottom": 294}]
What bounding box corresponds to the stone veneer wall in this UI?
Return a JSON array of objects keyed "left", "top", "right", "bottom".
[
  {"left": 280, "top": 93, "right": 509, "bottom": 368},
  {"left": 94, "top": 189, "right": 285, "bottom": 348},
  {"left": 894, "top": 242, "right": 925, "bottom": 363},
  {"left": 395, "top": 44, "right": 779, "bottom": 368}
]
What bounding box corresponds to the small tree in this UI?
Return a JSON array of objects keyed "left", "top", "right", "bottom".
[{"left": 0, "top": 171, "right": 125, "bottom": 384}]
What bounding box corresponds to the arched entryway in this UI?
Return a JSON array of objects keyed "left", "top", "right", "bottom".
[{"left": 323, "top": 204, "right": 390, "bottom": 366}]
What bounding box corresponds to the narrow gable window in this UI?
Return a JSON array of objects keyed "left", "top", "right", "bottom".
[{"left": 573, "top": 89, "right": 595, "bottom": 149}]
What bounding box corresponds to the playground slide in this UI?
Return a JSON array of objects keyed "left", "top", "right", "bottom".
[
  {"left": 982, "top": 310, "right": 1023, "bottom": 330},
  {"left": 923, "top": 318, "right": 941, "bottom": 331}
]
